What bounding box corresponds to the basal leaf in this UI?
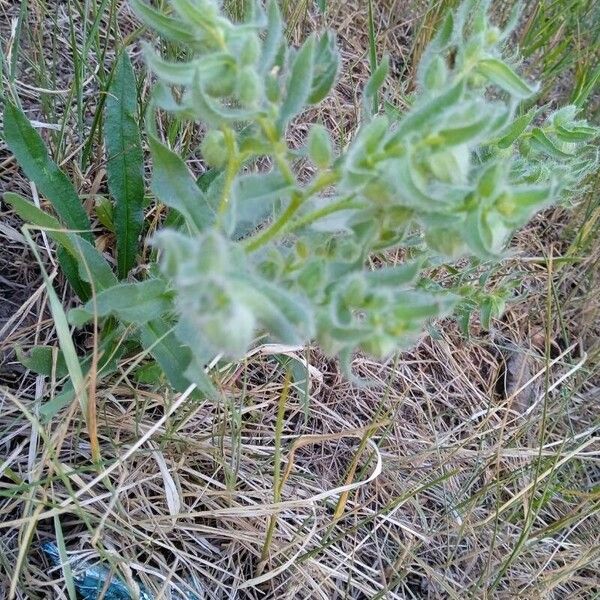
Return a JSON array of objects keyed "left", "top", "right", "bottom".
[
  {"left": 3, "top": 101, "right": 92, "bottom": 242},
  {"left": 4, "top": 192, "right": 116, "bottom": 294},
  {"left": 106, "top": 51, "right": 145, "bottom": 278}
]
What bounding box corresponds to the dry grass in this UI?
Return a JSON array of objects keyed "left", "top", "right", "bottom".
[{"left": 1, "top": 0, "right": 599, "bottom": 598}]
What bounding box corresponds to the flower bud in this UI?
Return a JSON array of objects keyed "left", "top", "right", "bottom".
[
  {"left": 308, "top": 124, "right": 333, "bottom": 168},
  {"left": 201, "top": 130, "right": 228, "bottom": 168},
  {"left": 238, "top": 66, "right": 261, "bottom": 107}
]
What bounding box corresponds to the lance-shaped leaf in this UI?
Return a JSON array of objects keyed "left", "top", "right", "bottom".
[
  {"left": 4, "top": 192, "right": 116, "bottom": 293},
  {"left": 69, "top": 279, "right": 171, "bottom": 326},
  {"left": 477, "top": 58, "right": 537, "bottom": 99},
  {"left": 106, "top": 51, "right": 145, "bottom": 278},
  {"left": 278, "top": 34, "right": 315, "bottom": 127},
  {"left": 130, "top": 0, "right": 200, "bottom": 45},
  {"left": 3, "top": 101, "right": 92, "bottom": 242},
  {"left": 149, "top": 135, "right": 218, "bottom": 232}
]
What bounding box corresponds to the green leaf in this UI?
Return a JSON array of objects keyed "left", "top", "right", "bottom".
[
  {"left": 258, "top": 0, "right": 282, "bottom": 75},
  {"left": 240, "top": 277, "right": 314, "bottom": 345},
  {"left": 476, "top": 58, "right": 537, "bottom": 99},
  {"left": 308, "top": 31, "right": 339, "bottom": 105},
  {"left": 69, "top": 279, "right": 171, "bottom": 326},
  {"left": 189, "top": 74, "right": 257, "bottom": 126},
  {"left": 308, "top": 124, "right": 333, "bottom": 168},
  {"left": 434, "top": 107, "right": 504, "bottom": 146},
  {"left": 4, "top": 192, "right": 116, "bottom": 293},
  {"left": 432, "top": 11, "right": 454, "bottom": 49},
  {"left": 363, "top": 56, "right": 389, "bottom": 119},
  {"left": 3, "top": 101, "right": 92, "bottom": 242},
  {"left": 57, "top": 248, "right": 92, "bottom": 300},
  {"left": 16, "top": 345, "right": 69, "bottom": 378},
  {"left": 394, "top": 80, "right": 465, "bottom": 137},
  {"left": 106, "top": 51, "right": 145, "bottom": 278},
  {"left": 496, "top": 109, "right": 536, "bottom": 149},
  {"left": 530, "top": 127, "right": 572, "bottom": 159},
  {"left": 94, "top": 196, "right": 115, "bottom": 232},
  {"left": 555, "top": 124, "right": 598, "bottom": 143},
  {"left": 232, "top": 171, "right": 293, "bottom": 238},
  {"left": 140, "top": 319, "right": 192, "bottom": 392},
  {"left": 364, "top": 261, "right": 421, "bottom": 288},
  {"left": 149, "top": 135, "right": 217, "bottom": 232},
  {"left": 279, "top": 35, "right": 315, "bottom": 127},
  {"left": 130, "top": 0, "right": 200, "bottom": 45}
]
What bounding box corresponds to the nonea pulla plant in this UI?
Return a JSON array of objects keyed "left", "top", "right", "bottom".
[
  {"left": 132, "top": 0, "right": 597, "bottom": 387},
  {"left": 5, "top": 0, "right": 597, "bottom": 395}
]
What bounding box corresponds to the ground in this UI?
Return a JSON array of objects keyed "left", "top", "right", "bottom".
[{"left": 0, "top": 0, "right": 599, "bottom": 598}]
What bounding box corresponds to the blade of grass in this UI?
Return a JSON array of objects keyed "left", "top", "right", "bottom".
[
  {"left": 259, "top": 369, "right": 292, "bottom": 571},
  {"left": 53, "top": 516, "right": 78, "bottom": 600},
  {"left": 22, "top": 227, "right": 100, "bottom": 463}
]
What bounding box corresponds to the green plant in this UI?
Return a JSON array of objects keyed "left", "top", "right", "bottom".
[{"left": 3, "top": 0, "right": 598, "bottom": 399}]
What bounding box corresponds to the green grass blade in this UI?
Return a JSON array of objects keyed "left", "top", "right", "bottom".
[
  {"left": 105, "top": 51, "right": 145, "bottom": 279},
  {"left": 22, "top": 229, "right": 89, "bottom": 434},
  {"left": 53, "top": 516, "right": 77, "bottom": 600},
  {"left": 367, "top": 0, "right": 378, "bottom": 115},
  {"left": 3, "top": 101, "right": 93, "bottom": 243}
]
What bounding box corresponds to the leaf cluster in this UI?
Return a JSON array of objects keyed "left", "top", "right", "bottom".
[{"left": 3, "top": 0, "right": 598, "bottom": 394}]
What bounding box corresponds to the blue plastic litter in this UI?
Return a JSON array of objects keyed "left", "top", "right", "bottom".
[{"left": 41, "top": 542, "right": 200, "bottom": 600}]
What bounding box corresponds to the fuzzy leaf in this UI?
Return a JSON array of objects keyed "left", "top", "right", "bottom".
[
  {"left": 279, "top": 35, "right": 315, "bottom": 126},
  {"left": 69, "top": 279, "right": 171, "bottom": 326},
  {"left": 149, "top": 135, "right": 218, "bottom": 231},
  {"left": 477, "top": 58, "right": 537, "bottom": 99}
]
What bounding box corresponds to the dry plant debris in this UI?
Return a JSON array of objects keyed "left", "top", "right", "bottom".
[{"left": 1, "top": 0, "right": 599, "bottom": 598}]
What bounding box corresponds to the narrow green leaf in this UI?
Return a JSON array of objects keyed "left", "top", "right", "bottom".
[
  {"left": 496, "top": 109, "right": 536, "bottom": 149},
  {"left": 555, "top": 124, "right": 598, "bottom": 143},
  {"left": 139, "top": 320, "right": 192, "bottom": 392},
  {"left": 106, "top": 51, "right": 145, "bottom": 278},
  {"left": 3, "top": 101, "right": 92, "bottom": 242},
  {"left": 279, "top": 35, "right": 315, "bottom": 127},
  {"left": 4, "top": 192, "right": 116, "bottom": 294},
  {"left": 149, "top": 135, "right": 218, "bottom": 232},
  {"left": 309, "top": 31, "right": 339, "bottom": 105},
  {"left": 260, "top": 0, "right": 283, "bottom": 74},
  {"left": 130, "top": 0, "right": 200, "bottom": 45},
  {"left": 22, "top": 230, "right": 88, "bottom": 419},
  {"left": 530, "top": 127, "right": 572, "bottom": 159},
  {"left": 57, "top": 247, "right": 92, "bottom": 301},
  {"left": 435, "top": 109, "right": 502, "bottom": 146},
  {"left": 476, "top": 58, "right": 537, "bottom": 99},
  {"left": 363, "top": 56, "right": 389, "bottom": 119}
]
